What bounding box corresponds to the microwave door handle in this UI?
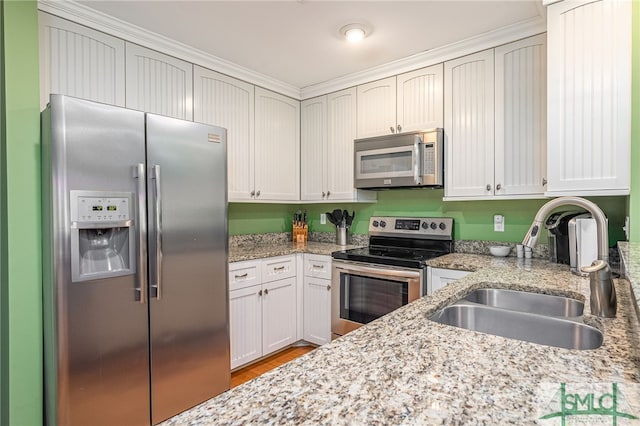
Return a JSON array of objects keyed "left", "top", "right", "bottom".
[{"left": 413, "top": 136, "right": 423, "bottom": 185}]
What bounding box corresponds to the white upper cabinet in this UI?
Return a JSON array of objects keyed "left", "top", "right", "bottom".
[
  {"left": 38, "top": 12, "right": 125, "bottom": 110},
  {"left": 356, "top": 66, "right": 444, "bottom": 139},
  {"left": 254, "top": 87, "right": 300, "bottom": 201},
  {"left": 444, "top": 49, "right": 495, "bottom": 198},
  {"left": 327, "top": 88, "right": 370, "bottom": 201},
  {"left": 300, "top": 89, "right": 376, "bottom": 202},
  {"left": 193, "top": 67, "right": 255, "bottom": 201},
  {"left": 494, "top": 34, "right": 547, "bottom": 196},
  {"left": 546, "top": 0, "right": 631, "bottom": 196},
  {"left": 300, "top": 96, "right": 327, "bottom": 201},
  {"left": 396, "top": 64, "right": 444, "bottom": 133},
  {"left": 445, "top": 35, "right": 548, "bottom": 200},
  {"left": 125, "top": 42, "right": 193, "bottom": 120},
  {"left": 356, "top": 77, "right": 397, "bottom": 138}
]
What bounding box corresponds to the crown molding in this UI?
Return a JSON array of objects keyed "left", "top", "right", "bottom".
[
  {"left": 300, "top": 16, "right": 547, "bottom": 99},
  {"left": 38, "top": 0, "right": 546, "bottom": 101},
  {"left": 37, "top": 0, "right": 302, "bottom": 99}
]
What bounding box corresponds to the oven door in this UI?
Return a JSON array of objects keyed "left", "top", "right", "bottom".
[{"left": 331, "top": 260, "right": 423, "bottom": 337}]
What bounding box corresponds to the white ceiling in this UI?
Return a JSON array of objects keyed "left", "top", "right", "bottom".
[{"left": 77, "top": 0, "right": 543, "bottom": 90}]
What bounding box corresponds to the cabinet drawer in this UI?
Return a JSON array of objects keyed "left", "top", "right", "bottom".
[
  {"left": 261, "top": 255, "right": 296, "bottom": 283},
  {"left": 304, "top": 254, "right": 331, "bottom": 279},
  {"left": 229, "top": 260, "right": 261, "bottom": 291}
]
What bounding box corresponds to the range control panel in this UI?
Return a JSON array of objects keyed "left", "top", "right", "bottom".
[{"left": 369, "top": 216, "right": 453, "bottom": 239}]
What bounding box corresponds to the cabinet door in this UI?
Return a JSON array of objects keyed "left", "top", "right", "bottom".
[
  {"left": 125, "top": 42, "right": 193, "bottom": 120},
  {"left": 356, "top": 77, "right": 397, "bottom": 138},
  {"left": 194, "top": 66, "right": 255, "bottom": 201},
  {"left": 428, "top": 267, "right": 471, "bottom": 294},
  {"left": 262, "top": 277, "right": 297, "bottom": 355},
  {"left": 38, "top": 12, "right": 125, "bottom": 110},
  {"left": 303, "top": 276, "right": 332, "bottom": 346},
  {"left": 229, "top": 286, "right": 262, "bottom": 370},
  {"left": 300, "top": 96, "right": 327, "bottom": 201},
  {"left": 254, "top": 88, "right": 301, "bottom": 201},
  {"left": 494, "top": 34, "right": 547, "bottom": 196},
  {"left": 546, "top": 0, "right": 631, "bottom": 195},
  {"left": 327, "top": 88, "right": 359, "bottom": 201},
  {"left": 396, "top": 64, "right": 444, "bottom": 132},
  {"left": 444, "top": 49, "right": 495, "bottom": 198}
]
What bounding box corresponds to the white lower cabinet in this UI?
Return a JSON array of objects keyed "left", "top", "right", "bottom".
[
  {"left": 262, "top": 277, "right": 297, "bottom": 355},
  {"left": 302, "top": 254, "right": 332, "bottom": 346},
  {"left": 428, "top": 267, "right": 471, "bottom": 294},
  {"left": 229, "top": 255, "right": 297, "bottom": 370}
]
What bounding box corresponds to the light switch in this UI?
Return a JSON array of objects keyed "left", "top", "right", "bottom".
[
  {"left": 320, "top": 213, "right": 327, "bottom": 225},
  {"left": 494, "top": 214, "right": 505, "bottom": 232}
]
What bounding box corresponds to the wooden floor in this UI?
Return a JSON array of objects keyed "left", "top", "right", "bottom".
[{"left": 231, "top": 345, "right": 315, "bottom": 388}]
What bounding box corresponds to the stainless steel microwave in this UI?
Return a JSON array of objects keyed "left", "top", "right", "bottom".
[{"left": 354, "top": 128, "right": 444, "bottom": 189}]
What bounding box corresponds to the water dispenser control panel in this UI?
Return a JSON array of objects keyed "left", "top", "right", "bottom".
[
  {"left": 76, "top": 196, "right": 130, "bottom": 222},
  {"left": 69, "top": 190, "right": 135, "bottom": 282}
]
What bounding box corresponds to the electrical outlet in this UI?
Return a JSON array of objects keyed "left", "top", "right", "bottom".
[
  {"left": 494, "top": 214, "right": 505, "bottom": 232},
  {"left": 320, "top": 213, "right": 327, "bottom": 225}
]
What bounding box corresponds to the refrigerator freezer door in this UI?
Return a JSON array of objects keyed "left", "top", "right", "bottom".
[
  {"left": 43, "top": 95, "right": 150, "bottom": 426},
  {"left": 145, "top": 114, "right": 230, "bottom": 423}
]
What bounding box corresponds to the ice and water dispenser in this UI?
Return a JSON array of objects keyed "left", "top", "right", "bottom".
[{"left": 70, "top": 191, "right": 136, "bottom": 282}]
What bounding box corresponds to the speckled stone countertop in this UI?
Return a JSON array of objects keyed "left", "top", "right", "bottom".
[
  {"left": 618, "top": 242, "right": 640, "bottom": 319},
  {"left": 426, "top": 252, "right": 552, "bottom": 273},
  {"left": 229, "top": 241, "right": 361, "bottom": 263},
  {"left": 163, "top": 255, "right": 640, "bottom": 425}
]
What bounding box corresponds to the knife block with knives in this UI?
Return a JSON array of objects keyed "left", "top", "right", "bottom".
[{"left": 292, "top": 210, "right": 308, "bottom": 243}]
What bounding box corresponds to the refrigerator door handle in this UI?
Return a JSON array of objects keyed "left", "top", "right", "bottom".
[
  {"left": 152, "top": 164, "right": 163, "bottom": 300},
  {"left": 134, "top": 163, "right": 148, "bottom": 304}
]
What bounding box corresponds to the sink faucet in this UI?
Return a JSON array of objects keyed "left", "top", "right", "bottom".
[{"left": 522, "top": 196, "right": 616, "bottom": 318}]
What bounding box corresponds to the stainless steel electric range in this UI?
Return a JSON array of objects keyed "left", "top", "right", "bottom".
[{"left": 331, "top": 216, "right": 454, "bottom": 338}]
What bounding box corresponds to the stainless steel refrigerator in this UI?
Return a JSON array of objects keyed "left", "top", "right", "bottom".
[{"left": 42, "top": 94, "right": 230, "bottom": 425}]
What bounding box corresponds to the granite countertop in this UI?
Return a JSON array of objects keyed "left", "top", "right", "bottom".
[
  {"left": 617, "top": 241, "right": 640, "bottom": 318},
  {"left": 426, "top": 252, "right": 551, "bottom": 272},
  {"left": 229, "top": 241, "right": 361, "bottom": 263},
  {"left": 163, "top": 254, "right": 640, "bottom": 425}
]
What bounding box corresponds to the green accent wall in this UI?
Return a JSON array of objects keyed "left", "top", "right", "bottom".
[
  {"left": 230, "top": 191, "right": 627, "bottom": 246},
  {"left": 0, "top": 1, "right": 7, "bottom": 424},
  {"left": 0, "top": 2, "right": 42, "bottom": 425},
  {"left": 629, "top": 0, "right": 640, "bottom": 241}
]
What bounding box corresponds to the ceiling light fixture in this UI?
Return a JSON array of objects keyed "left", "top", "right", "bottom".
[{"left": 340, "top": 24, "right": 367, "bottom": 43}]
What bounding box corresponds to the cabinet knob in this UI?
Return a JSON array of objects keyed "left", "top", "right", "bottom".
[
  {"left": 496, "top": 183, "right": 501, "bottom": 190},
  {"left": 264, "top": 288, "right": 269, "bottom": 295},
  {"left": 542, "top": 178, "right": 547, "bottom": 186},
  {"left": 322, "top": 191, "right": 326, "bottom": 198},
  {"left": 258, "top": 289, "right": 263, "bottom": 296},
  {"left": 256, "top": 190, "right": 261, "bottom": 197},
  {"left": 390, "top": 126, "right": 395, "bottom": 133},
  {"left": 397, "top": 124, "right": 402, "bottom": 132},
  {"left": 250, "top": 190, "right": 255, "bottom": 197},
  {"left": 486, "top": 184, "right": 491, "bottom": 191},
  {"left": 326, "top": 284, "right": 331, "bottom": 291},
  {"left": 326, "top": 191, "right": 330, "bottom": 197}
]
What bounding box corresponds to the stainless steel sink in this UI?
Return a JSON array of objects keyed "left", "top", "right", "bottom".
[
  {"left": 463, "top": 288, "right": 584, "bottom": 317},
  {"left": 429, "top": 304, "right": 603, "bottom": 350}
]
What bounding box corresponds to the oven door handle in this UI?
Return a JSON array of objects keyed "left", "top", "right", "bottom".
[{"left": 334, "top": 263, "right": 421, "bottom": 279}]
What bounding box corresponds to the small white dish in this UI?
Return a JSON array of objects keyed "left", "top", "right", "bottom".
[{"left": 489, "top": 246, "right": 511, "bottom": 257}]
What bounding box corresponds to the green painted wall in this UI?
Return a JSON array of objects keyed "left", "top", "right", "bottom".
[
  {"left": 230, "top": 191, "right": 627, "bottom": 246},
  {"left": 0, "top": 2, "right": 43, "bottom": 425},
  {"left": 0, "top": 1, "right": 7, "bottom": 423},
  {"left": 629, "top": 0, "right": 640, "bottom": 241}
]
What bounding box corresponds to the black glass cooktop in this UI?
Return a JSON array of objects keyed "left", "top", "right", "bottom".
[{"left": 332, "top": 236, "right": 453, "bottom": 269}]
